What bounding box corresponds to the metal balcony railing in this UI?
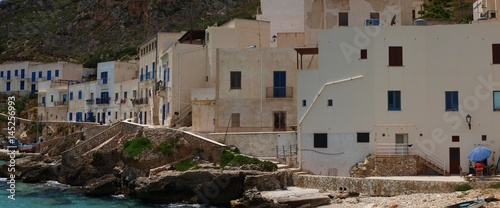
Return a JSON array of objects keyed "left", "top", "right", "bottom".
[
  {"left": 266, "top": 87, "right": 293, "bottom": 98},
  {"left": 38, "top": 102, "right": 46, "bottom": 107},
  {"left": 98, "top": 78, "right": 109, "bottom": 85},
  {"left": 95, "top": 98, "right": 110, "bottom": 104},
  {"left": 133, "top": 97, "right": 148, "bottom": 105},
  {"left": 54, "top": 101, "right": 67, "bottom": 106},
  {"left": 86, "top": 99, "right": 94, "bottom": 105}
]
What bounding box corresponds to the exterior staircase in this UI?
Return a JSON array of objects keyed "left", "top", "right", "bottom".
[
  {"left": 152, "top": 96, "right": 160, "bottom": 125},
  {"left": 418, "top": 155, "right": 450, "bottom": 176},
  {"left": 170, "top": 105, "right": 192, "bottom": 127}
]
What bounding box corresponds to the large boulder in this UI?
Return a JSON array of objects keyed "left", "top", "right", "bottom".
[
  {"left": 133, "top": 170, "right": 249, "bottom": 205},
  {"left": 244, "top": 170, "right": 293, "bottom": 191},
  {"left": 84, "top": 174, "right": 120, "bottom": 196},
  {"left": 0, "top": 155, "right": 60, "bottom": 183}
]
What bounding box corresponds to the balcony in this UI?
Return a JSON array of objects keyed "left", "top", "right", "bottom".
[
  {"left": 133, "top": 97, "right": 149, "bottom": 105},
  {"left": 266, "top": 87, "right": 293, "bottom": 98},
  {"left": 95, "top": 97, "right": 110, "bottom": 105},
  {"left": 50, "top": 80, "right": 69, "bottom": 90},
  {"left": 86, "top": 99, "right": 94, "bottom": 105},
  {"left": 38, "top": 77, "right": 47, "bottom": 82},
  {"left": 37, "top": 102, "right": 46, "bottom": 107},
  {"left": 54, "top": 101, "right": 67, "bottom": 106},
  {"left": 98, "top": 78, "right": 109, "bottom": 85},
  {"left": 140, "top": 72, "right": 152, "bottom": 82}
]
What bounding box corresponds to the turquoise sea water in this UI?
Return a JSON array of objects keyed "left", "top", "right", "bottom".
[{"left": 0, "top": 179, "right": 220, "bottom": 208}]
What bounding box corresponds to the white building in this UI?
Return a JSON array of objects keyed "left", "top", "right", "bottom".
[
  {"left": 473, "top": 0, "right": 500, "bottom": 21},
  {"left": 298, "top": 22, "right": 500, "bottom": 176}
]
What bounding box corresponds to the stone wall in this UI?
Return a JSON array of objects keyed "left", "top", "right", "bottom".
[
  {"left": 293, "top": 174, "right": 497, "bottom": 197},
  {"left": 84, "top": 125, "right": 111, "bottom": 139},
  {"left": 374, "top": 155, "right": 419, "bottom": 176},
  {"left": 205, "top": 132, "right": 296, "bottom": 157}
]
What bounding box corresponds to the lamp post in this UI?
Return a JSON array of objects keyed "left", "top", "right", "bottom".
[{"left": 466, "top": 114, "right": 472, "bottom": 130}]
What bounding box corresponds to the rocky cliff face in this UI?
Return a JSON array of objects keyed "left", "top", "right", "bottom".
[{"left": 0, "top": 0, "right": 259, "bottom": 64}]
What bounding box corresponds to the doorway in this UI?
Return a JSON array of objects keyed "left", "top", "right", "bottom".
[
  {"left": 395, "top": 134, "right": 409, "bottom": 155},
  {"left": 449, "top": 147, "right": 460, "bottom": 174}
]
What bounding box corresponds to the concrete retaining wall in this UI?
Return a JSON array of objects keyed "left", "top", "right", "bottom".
[{"left": 293, "top": 174, "right": 497, "bottom": 196}]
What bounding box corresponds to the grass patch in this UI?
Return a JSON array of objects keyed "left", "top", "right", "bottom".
[
  {"left": 175, "top": 158, "right": 198, "bottom": 171},
  {"left": 92, "top": 152, "right": 103, "bottom": 161},
  {"left": 219, "top": 148, "right": 277, "bottom": 171},
  {"left": 156, "top": 137, "right": 180, "bottom": 155},
  {"left": 455, "top": 184, "right": 472, "bottom": 191},
  {"left": 123, "top": 136, "right": 151, "bottom": 157},
  {"left": 490, "top": 183, "right": 500, "bottom": 189}
]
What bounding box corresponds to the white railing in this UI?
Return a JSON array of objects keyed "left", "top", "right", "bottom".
[{"left": 375, "top": 143, "right": 447, "bottom": 175}]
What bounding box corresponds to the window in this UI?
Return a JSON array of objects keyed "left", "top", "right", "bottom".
[
  {"left": 445, "top": 91, "right": 459, "bottom": 111},
  {"left": 452, "top": 135, "right": 459, "bottom": 142},
  {"left": 6, "top": 82, "right": 10, "bottom": 91},
  {"left": 21, "top": 69, "right": 25, "bottom": 78},
  {"left": 412, "top": 10, "right": 416, "bottom": 19},
  {"left": 327, "top": 99, "right": 333, "bottom": 106},
  {"left": 370, "top": 12, "right": 380, "bottom": 20},
  {"left": 140, "top": 68, "right": 144, "bottom": 81},
  {"left": 70, "top": 92, "right": 74, "bottom": 100},
  {"left": 51, "top": 95, "right": 54, "bottom": 102},
  {"left": 38, "top": 71, "right": 42, "bottom": 78},
  {"left": 115, "top": 112, "right": 118, "bottom": 119},
  {"left": 494, "top": 91, "right": 500, "bottom": 111},
  {"left": 314, "top": 133, "right": 328, "bottom": 148},
  {"left": 339, "top": 12, "right": 348, "bottom": 26},
  {"left": 482, "top": 135, "right": 487, "bottom": 141},
  {"left": 274, "top": 112, "right": 286, "bottom": 130},
  {"left": 231, "top": 113, "right": 240, "bottom": 127},
  {"left": 31, "top": 72, "right": 36, "bottom": 82},
  {"left": 360, "top": 49, "right": 367, "bottom": 59},
  {"left": 230, "top": 71, "right": 241, "bottom": 89},
  {"left": 14, "top": 70, "right": 18, "bottom": 76},
  {"left": 124, "top": 91, "right": 128, "bottom": 99},
  {"left": 0, "top": 71, "right": 3, "bottom": 77},
  {"left": 55, "top": 69, "right": 59, "bottom": 77},
  {"left": 357, "top": 132, "right": 370, "bottom": 143},
  {"left": 47, "top": 70, "right": 52, "bottom": 80},
  {"left": 20, "top": 81, "right": 25, "bottom": 90},
  {"left": 302, "top": 100, "right": 306, "bottom": 107},
  {"left": 78, "top": 91, "right": 82, "bottom": 100},
  {"left": 388, "top": 46, "right": 403, "bottom": 66},
  {"left": 167, "top": 67, "right": 170, "bottom": 82},
  {"left": 115, "top": 93, "right": 119, "bottom": 100},
  {"left": 152, "top": 62, "right": 156, "bottom": 78},
  {"left": 101, "top": 72, "right": 108, "bottom": 84},
  {"left": 493, "top": 44, "right": 500, "bottom": 64},
  {"left": 7, "top": 70, "right": 10, "bottom": 80},
  {"left": 133, "top": 90, "right": 137, "bottom": 98},
  {"left": 388, "top": 91, "right": 401, "bottom": 111},
  {"left": 69, "top": 113, "right": 73, "bottom": 121}
]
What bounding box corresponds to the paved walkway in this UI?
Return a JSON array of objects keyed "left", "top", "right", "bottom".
[{"left": 366, "top": 175, "right": 465, "bottom": 182}]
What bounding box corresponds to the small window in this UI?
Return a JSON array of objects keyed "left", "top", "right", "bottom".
[
  {"left": 388, "top": 46, "right": 403, "bottom": 66},
  {"left": 482, "top": 135, "right": 487, "bottom": 141},
  {"left": 388, "top": 91, "right": 401, "bottom": 111},
  {"left": 230, "top": 71, "right": 241, "bottom": 89},
  {"left": 314, "top": 133, "right": 328, "bottom": 148},
  {"left": 38, "top": 71, "right": 42, "bottom": 78},
  {"left": 78, "top": 91, "right": 82, "bottom": 100},
  {"left": 115, "top": 93, "right": 119, "bottom": 100},
  {"left": 370, "top": 13, "right": 380, "bottom": 20},
  {"left": 124, "top": 91, "right": 128, "bottom": 99},
  {"left": 339, "top": 12, "right": 349, "bottom": 26},
  {"left": 133, "top": 90, "right": 137, "bottom": 98},
  {"left": 302, "top": 100, "right": 306, "bottom": 107},
  {"left": 412, "top": 10, "right": 416, "bottom": 19},
  {"left": 445, "top": 91, "right": 459, "bottom": 111},
  {"left": 55, "top": 70, "right": 59, "bottom": 77},
  {"left": 70, "top": 92, "right": 74, "bottom": 100},
  {"left": 14, "top": 70, "right": 18, "bottom": 76},
  {"left": 51, "top": 95, "right": 54, "bottom": 102},
  {"left": 231, "top": 113, "right": 240, "bottom": 127},
  {"left": 327, "top": 99, "right": 333, "bottom": 106},
  {"left": 452, "top": 135, "right": 459, "bottom": 142},
  {"left": 357, "top": 132, "right": 370, "bottom": 143},
  {"left": 493, "top": 44, "right": 500, "bottom": 64},
  {"left": 360, "top": 49, "right": 367, "bottom": 59},
  {"left": 115, "top": 112, "right": 118, "bottom": 119},
  {"left": 494, "top": 91, "right": 500, "bottom": 111}
]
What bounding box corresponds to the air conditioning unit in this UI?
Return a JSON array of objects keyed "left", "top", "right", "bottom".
[{"left": 365, "top": 19, "right": 380, "bottom": 26}]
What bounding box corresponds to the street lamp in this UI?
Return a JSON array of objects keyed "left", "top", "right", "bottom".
[{"left": 466, "top": 114, "right": 472, "bottom": 130}]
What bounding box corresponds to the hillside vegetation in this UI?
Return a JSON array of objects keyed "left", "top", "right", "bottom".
[{"left": 0, "top": 0, "right": 260, "bottom": 66}]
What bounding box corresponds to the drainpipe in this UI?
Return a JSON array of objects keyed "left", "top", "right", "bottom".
[{"left": 297, "top": 75, "right": 363, "bottom": 168}]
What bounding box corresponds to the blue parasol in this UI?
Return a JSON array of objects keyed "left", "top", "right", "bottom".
[{"left": 468, "top": 146, "right": 492, "bottom": 162}]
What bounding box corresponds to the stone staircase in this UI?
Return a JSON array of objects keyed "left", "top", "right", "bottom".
[
  {"left": 419, "top": 155, "right": 450, "bottom": 176},
  {"left": 258, "top": 157, "right": 309, "bottom": 175}
]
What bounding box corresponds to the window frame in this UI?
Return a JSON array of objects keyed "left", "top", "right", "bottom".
[
  {"left": 357, "top": 132, "right": 370, "bottom": 143},
  {"left": 445, "top": 91, "right": 459, "bottom": 111},
  {"left": 360, "top": 49, "right": 367, "bottom": 60},
  {"left": 493, "top": 44, "right": 500, "bottom": 64},
  {"left": 494, "top": 91, "right": 500, "bottom": 111},
  {"left": 388, "top": 46, "right": 403, "bottom": 67},
  {"left": 388, "top": 90, "right": 401, "bottom": 111},
  {"left": 314, "top": 133, "right": 328, "bottom": 148},
  {"left": 230, "top": 71, "right": 242, "bottom": 89},
  {"left": 339, "top": 12, "right": 349, "bottom": 26}
]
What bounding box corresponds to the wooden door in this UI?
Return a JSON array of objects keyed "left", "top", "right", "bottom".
[{"left": 449, "top": 147, "right": 460, "bottom": 174}]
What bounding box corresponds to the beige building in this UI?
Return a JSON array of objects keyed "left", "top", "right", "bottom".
[
  {"left": 474, "top": 0, "right": 500, "bottom": 21},
  {"left": 137, "top": 32, "right": 183, "bottom": 125},
  {"left": 298, "top": 22, "right": 500, "bottom": 176},
  {"left": 192, "top": 48, "right": 297, "bottom": 133}
]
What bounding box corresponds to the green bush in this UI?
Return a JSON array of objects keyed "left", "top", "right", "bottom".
[
  {"left": 490, "top": 183, "right": 500, "bottom": 189},
  {"left": 455, "top": 184, "right": 472, "bottom": 191},
  {"left": 219, "top": 150, "right": 235, "bottom": 167},
  {"left": 219, "top": 148, "right": 277, "bottom": 171},
  {"left": 156, "top": 138, "right": 181, "bottom": 155},
  {"left": 175, "top": 158, "right": 198, "bottom": 171},
  {"left": 92, "top": 152, "right": 103, "bottom": 161},
  {"left": 123, "top": 137, "right": 151, "bottom": 157}
]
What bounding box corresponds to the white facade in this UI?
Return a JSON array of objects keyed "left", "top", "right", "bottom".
[
  {"left": 473, "top": 0, "right": 500, "bottom": 21},
  {"left": 298, "top": 22, "right": 500, "bottom": 176}
]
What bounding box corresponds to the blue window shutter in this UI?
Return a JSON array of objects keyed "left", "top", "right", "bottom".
[
  {"left": 55, "top": 70, "right": 59, "bottom": 77},
  {"left": 152, "top": 62, "right": 155, "bottom": 78},
  {"left": 31, "top": 72, "right": 36, "bottom": 82},
  {"left": 6, "top": 82, "right": 11, "bottom": 91},
  {"left": 70, "top": 92, "right": 73, "bottom": 100},
  {"left": 21, "top": 69, "right": 25, "bottom": 78},
  {"left": 78, "top": 91, "right": 82, "bottom": 100},
  {"left": 20, "top": 81, "right": 25, "bottom": 90},
  {"left": 15, "top": 70, "right": 18, "bottom": 76},
  {"left": 69, "top": 113, "right": 73, "bottom": 121},
  {"left": 47, "top": 70, "right": 52, "bottom": 80},
  {"left": 0, "top": 71, "right": 3, "bottom": 77},
  {"left": 38, "top": 71, "right": 42, "bottom": 78}
]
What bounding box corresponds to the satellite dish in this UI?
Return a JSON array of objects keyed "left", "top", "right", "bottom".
[{"left": 391, "top": 15, "right": 397, "bottom": 26}]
